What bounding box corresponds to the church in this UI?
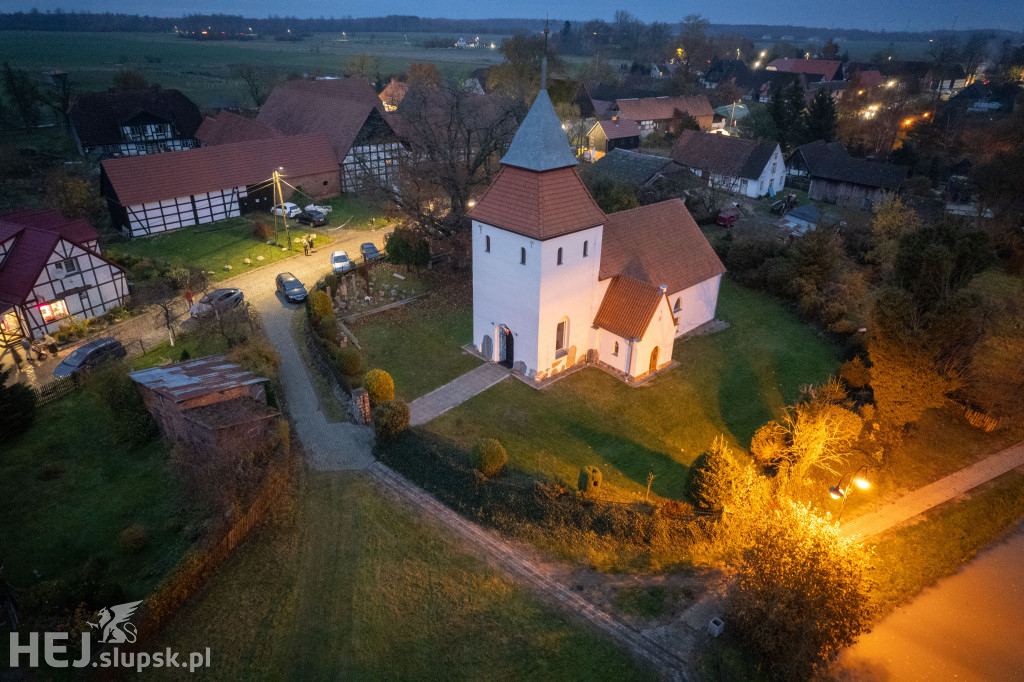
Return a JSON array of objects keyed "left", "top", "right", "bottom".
[{"left": 468, "top": 85, "right": 725, "bottom": 384}]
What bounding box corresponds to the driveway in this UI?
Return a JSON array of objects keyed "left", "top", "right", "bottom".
[{"left": 835, "top": 518, "right": 1024, "bottom": 681}]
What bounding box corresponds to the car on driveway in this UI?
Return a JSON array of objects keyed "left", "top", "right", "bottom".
[
  {"left": 53, "top": 337, "right": 126, "bottom": 378},
  {"left": 189, "top": 288, "right": 244, "bottom": 318},
  {"left": 297, "top": 209, "right": 327, "bottom": 227},
  {"left": 275, "top": 272, "right": 308, "bottom": 303},
  {"left": 360, "top": 242, "right": 383, "bottom": 264},
  {"left": 272, "top": 202, "right": 302, "bottom": 218},
  {"left": 331, "top": 250, "right": 353, "bottom": 274},
  {"left": 305, "top": 203, "right": 332, "bottom": 214}
]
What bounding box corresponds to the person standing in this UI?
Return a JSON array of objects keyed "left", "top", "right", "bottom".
[
  {"left": 303, "top": 240, "right": 309, "bottom": 256},
  {"left": 184, "top": 289, "right": 194, "bottom": 306}
]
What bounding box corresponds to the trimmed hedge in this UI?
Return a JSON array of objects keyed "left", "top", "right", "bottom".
[
  {"left": 472, "top": 438, "right": 508, "bottom": 478},
  {"left": 364, "top": 368, "right": 395, "bottom": 403},
  {"left": 374, "top": 399, "right": 410, "bottom": 439},
  {"left": 334, "top": 347, "right": 362, "bottom": 376},
  {"left": 309, "top": 289, "right": 333, "bottom": 321}
]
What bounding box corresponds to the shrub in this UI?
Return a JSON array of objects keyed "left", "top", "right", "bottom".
[
  {"left": 750, "top": 421, "right": 789, "bottom": 468},
  {"left": 0, "top": 367, "right": 37, "bottom": 441},
  {"left": 57, "top": 316, "right": 91, "bottom": 339},
  {"left": 225, "top": 337, "right": 281, "bottom": 381},
  {"left": 104, "top": 305, "right": 130, "bottom": 323},
  {"left": 374, "top": 399, "right": 410, "bottom": 439},
  {"left": 364, "top": 368, "right": 395, "bottom": 403},
  {"left": 334, "top": 346, "right": 362, "bottom": 376},
  {"left": 840, "top": 356, "right": 872, "bottom": 388},
  {"left": 309, "top": 289, "right": 333, "bottom": 321},
  {"left": 658, "top": 499, "right": 694, "bottom": 519},
  {"left": 323, "top": 273, "right": 339, "bottom": 293},
  {"left": 252, "top": 220, "right": 274, "bottom": 241},
  {"left": 179, "top": 348, "right": 191, "bottom": 361},
  {"left": 87, "top": 364, "right": 156, "bottom": 446},
  {"left": 119, "top": 524, "right": 150, "bottom": 553},
  {"left": 472, "top": 438, "right": 508, "bottom": 478},
  {"left": 166, "top": 265, "right": 190, "bottom": 290},
  {"left": 314, "top": 315, "right": 341, "bottom": 345},
  {"left": 687, "top": 435, "right": 739, "bottom": 510},
  {"left": 578, "top": 466, "right": 603, "bottom": 497}
]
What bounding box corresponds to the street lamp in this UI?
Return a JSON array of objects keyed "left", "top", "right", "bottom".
[{"left": 828, "top": 465, "right": 873, "bottom": 523}]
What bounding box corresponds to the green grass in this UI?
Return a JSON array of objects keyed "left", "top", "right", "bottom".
[
  {"left": 323, "top": 195, "right": 398, "bottom": 231},
  {"left": 423, "top": 277, "right": 839, "bottom": 501},
  {"left": 153, "top": 473, "right": 656, "bottom": 681},
  {"left": 612, "top": 585, "right": 672, "bottom": 618},
  {"left": 0, "top": 391, "right": 193, "bottom": 599},
  {"left": 291, "top": 309, "right": 350, "bottom": 422},
  {"left": 131, "top": 332, "right": 231, "bottom": 370},
  {"left": 106, "top": 217, "right": 330, "bottom": 282},
  {"left": 352, "top": 280, "right": 483, "bottom": 401}
]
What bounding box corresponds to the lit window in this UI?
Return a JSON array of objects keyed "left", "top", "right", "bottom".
[
  {"left": 485, "top": 235, "right": 490, "bottom": 253},
  {"left": 583, "top": 240, "right": 589, "bottom": 257},
  {"left": 612, "top": 341, "right": 619, "bottom": 356},
  {"left": 520, "top": 247, "right": 526, "bottom": 265},
  {"left": 557, "top": 247, "right": 563, "bottom": 265},
  {"left": 39, "top": 299, "right": 69, "bottom": 323},
  {"left": 1, "top": 311, "right": 18, "bottom": 332}
]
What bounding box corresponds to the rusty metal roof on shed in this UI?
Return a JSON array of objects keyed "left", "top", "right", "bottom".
[{"left": 130, "top": 355, "right": 267, "bottom": 403}]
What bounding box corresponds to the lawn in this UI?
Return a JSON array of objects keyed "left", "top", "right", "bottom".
[
  {"left": 421, "top": 277, "right": 840, "bottom": 501},
  {"left": 131, "top": 331, "right": 231, "bottom": 370},
  {"left": 351, "top": 275, "right": 483, "bottom": 401},
  {"left": 321, "top": 194, "right": 398, "bottom": 232},
  {"left": 0, "top": 391, "right": 195, "bottom": 601},
  {"left": 153, "top": 473, "right": 655, "bottom": 681},
  {"left": 106, "top": 216, "right": 331, "bottom": 282}
]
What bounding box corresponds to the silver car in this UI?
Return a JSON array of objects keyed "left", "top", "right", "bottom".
[
  {"left": 190, "top": 288, "right": 244, "bottom": 318},
  {"left": 331, "top": 250, "right": 353, "bottom": 274}
]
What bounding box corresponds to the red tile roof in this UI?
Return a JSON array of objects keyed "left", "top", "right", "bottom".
[
  {"left": 468, "top": 165, "right": 605, "bottom": 240},
  {"left": 600, "top": 199, "right": 725, "bottom": 293},
  {"left": 596, "top": 118, "right": 641, "bottom": 140},
  {"left": 850, "top": 69, "right": 885, "bottom": 88},
  {"left": 0, "top": 210, "right": 105, "bottom": 305},
  {"left": 102, "top": 133, "right": 336, "bottom": 207},
  {"left": 380, "top": 79, "right": 409, "bottom": 108},
  {"left": 615, "top": 96, "right": 714, "bottom": 122},
  {"left": 767, "top": 58, "right": 842, "bottom": 81},
  {"left": 593, "top": 276, "right": 666, "bottom": 340},
  {"left": 196, "top": 111, "right": 282, "bottom": 146},
  {"left": 256, "top": 78, "right": 390, "bottom": 164},
  {"left": 671, "top": 130, "right": 778, "bottom": 181}
]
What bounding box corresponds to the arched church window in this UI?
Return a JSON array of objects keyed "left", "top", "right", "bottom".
[
  {"left": 557, "top": 247, "right": 563, "bottom": 265},
  {"left": 520, "top": 247, "right": 526, "bottom": 265},
  {"left": 555, "top": 317, "right": 569, "bottom": 354},
  {"left": 485, "top": 235, "right": 490, "bottom": 252},
  {"left": 583, "top": 240, "right": 589, "bottom": 257},
  {"left": 673, "top": 298, "right": 681, "bottom": 312},
  {"left": 612, "top": 341, "right": 619, "bottom": 356}
]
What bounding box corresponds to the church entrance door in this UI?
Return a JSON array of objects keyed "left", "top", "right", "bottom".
[
  {"left": 498, "top": 325, "right": 514, "bottom": 368},
  {"left": 649, "top": 347, "right": 659, "bottom": 373}
]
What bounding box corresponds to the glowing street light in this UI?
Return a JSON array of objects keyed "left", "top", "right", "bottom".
[{"left": 828, "top": 466, "right": 874, "bottom": 523}]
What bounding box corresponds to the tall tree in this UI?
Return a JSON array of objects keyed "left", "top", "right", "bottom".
[
  {"left": 804, "top": 88, "right": 837, "bottom": 144},
  {"left": 231, "top": 63, "right": 278, "bottom": 107},
  {"left": 675, "top": 14, "right": 710, "bottom": 80},
  {"left": 2, "top": 62, "right": 41, "bottom": 130},
  {"left": 112, "top": 69, "right": 149, "bottom": 91}
]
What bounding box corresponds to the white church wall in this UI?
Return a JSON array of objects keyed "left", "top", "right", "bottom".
[
  {"left": 596, "top": 329, "right": 630, "bottom": 374},
  {"left": 472, "top": 220, "right": 543, "bottom": 374},
  {"left": 534, "top": 226, "right": 604, "bottom": 380},
  {"left": 632, "top": 298, "right": 677, "bottom": 377},
  {"left": 669, "top": 274, "right": 722, "bottom": 337}
]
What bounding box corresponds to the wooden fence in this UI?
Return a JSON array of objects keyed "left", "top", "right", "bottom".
[{"left": 32, "top": 374, "right": 81, "bottom": 407}]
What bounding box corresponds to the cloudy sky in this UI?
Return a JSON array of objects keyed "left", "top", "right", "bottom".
[{"left": 5, "top": 0, "right": 1022, "bottom": 32}]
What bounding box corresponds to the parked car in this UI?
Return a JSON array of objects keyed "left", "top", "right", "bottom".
[
  {"left": 52, "top": 337, "right": 126, "bottom": 378},
  {"left": 298, "top": 210, "right": 327, "bottom": 227},
  {"left": 275, "top": 272, "right": 308, "bottom": 303},
  {"left": 272, "top": 202, "right": 302, "bottom": 218},
  {"left": 304, "top": 203, "right": 333, "bottom": 214},
  {"left": 716, "top": 207, "right": 740, "bottom": 227},
  {"left": 331, "top": 250, "right": 353, "bottom": 274},
  {"left": 189, "top": 288, "right": 244, "bottom": 318},
  {"left": 360, "top": 242, "right": 383, "bottom": 264}
]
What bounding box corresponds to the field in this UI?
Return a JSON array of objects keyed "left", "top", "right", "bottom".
[
  {"left": 153, "top": 472, "right": 655, "bottom": 681},
  {"left": 0, "top": 390, "right": 194, "bottom": 600}
]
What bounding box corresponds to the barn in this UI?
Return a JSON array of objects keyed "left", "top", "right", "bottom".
[
  {"left": 787, "top": 140, "right": 909, "bottom": 209},
  {"left": 100, "top": 133, "right": 339, "bottom": 238}
]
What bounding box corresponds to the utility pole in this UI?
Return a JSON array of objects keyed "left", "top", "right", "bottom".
[{"left": 273, "top": 168, "right": 291, "bottom": 251}]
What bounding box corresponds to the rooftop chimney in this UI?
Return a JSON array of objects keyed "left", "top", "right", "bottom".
[{"left": 658, "top": 284, "right": 667, "bottom": 294}]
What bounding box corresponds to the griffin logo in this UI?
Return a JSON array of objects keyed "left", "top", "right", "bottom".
[{"left": 87, "top": 601, "right": 142, "bottom": 644}]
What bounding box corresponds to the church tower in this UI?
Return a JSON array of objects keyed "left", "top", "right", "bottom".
[{"left": 468, "top": 86, "right": 606, "bottom": 379}]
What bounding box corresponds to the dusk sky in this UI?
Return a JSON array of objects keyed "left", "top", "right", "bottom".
[{"left": 4, "top": 0, "right": 1023, "bottom": 32}]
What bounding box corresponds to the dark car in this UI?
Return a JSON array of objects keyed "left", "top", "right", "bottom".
[
  {"left": 360, "top": 242, "right": 383, "bottom": 264},
  {"left": 53, "top": 337, "right": 127, "bottom": 378},
  {"left": 298, "top": 210, "right": 327, "bottom": 227},
  {"left": 275, "top": 272, "right": 308, "bottom": 303},
  {"left": 189, "top": 288, "right": 244, "bottom": 318}
]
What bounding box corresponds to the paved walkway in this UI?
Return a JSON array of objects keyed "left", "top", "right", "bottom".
[
  {"left": 408, "top": 362, "right": 510, "bottom": 426},
  {"left": 841, "top": 441, "right": 1024, "bottom": 539}
]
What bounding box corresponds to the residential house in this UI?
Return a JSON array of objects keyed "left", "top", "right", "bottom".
[
  {"left": 614, "top": 95, "right": 715, "bottom": 135},
  {"left": 131, "top": 356, "right": 280, "bottom": 452},
  {"left": 195, "top": 111, "right": 282, "bottom": 146},
  {"left": 468, "top": 88, "right": 725, "bottom": 384},
  {"left": 68, "top": 89, "right": 202, "bottom": 157},
  {"left": 101, "top": 134, "right": 339, "bottom": 237},
  {"left": 671, "top": 130, "right": 786, "bottom": 198},
  {"left": 586, "top": 118, "right": 641, "bottom": 159},
  {"left": 702, "top": 59, "right": 751, "bottom": 89},
  {"left": 787, "top": 140, "right": 909, "bottom": 208},
  {"left": 0, "top": 210, "right": 127, "bottom": 367},
  {"left": 379, "top": 78, "right": 410, "bottom": 112},
  {"left": 257, "top": 78, "right": 404, "bottom": 192},
  {"left": 734, "top": 70, "right": 806, "bottom": 102},
  {"left": 766, "top": 58, "right": 843, "bottom": 82},
  {"left": 583, "top": 148, "right": 677, "bottom": 189}
]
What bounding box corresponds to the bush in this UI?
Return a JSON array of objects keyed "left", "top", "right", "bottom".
[
  {"left": 840, "top": 356, "right": 871, "bottom": 388},
  {"left": 104, "top": 305, "right": 130, "bottom": 323},
  {"left": 119, "top": 524, "right": 150, "bottom": 553},
  {"left": 166, "top": 265, "right": 190, "bottom": 290},
  {"left": 87, "top": 363, "right": 156, "bottom": 446},
  {"left": 323, "top": 273, "right": 339, "bottom": 293},
  {"left": 225, "top": 337, "right": 281, "bottom": 382},
  {"left": 252, "top": 220, "right": 274, "bottom": 241},
  {"left": 472, "top": 438, "right": 508, "bottom": 478},
  {"left": 334, "top": 346, "right": 362, "bottom": 376},
  {"left": 658, "top": 499, "right": 694, "bottom": 519},
  {"left": 314, "top": 315, "right": 341, "bottom": 345},
  {"left": 179, "top": 348, "right": 191, "bottom": 361},
  {"left": 0, "top": 367, "right": 37, "bottom": 441},
  {"left": 687, "top": 435, "right": 739, "bottom": 510},
  {"left": 750, "top": 421, "right": 789, "bottom": 468},
  {"left": 364, "top": 368, "right": 395, "bottom": 403},
  {"left": 578, "top": 466, "right": 603, "bottom": 497},
  {"left": 56, "top": 316, "right": 91, "bottom": 340},
  {"left": 374, "top": 399, "right": 410, "bottom": 439},
  {"left": 309, "top": 289, "right": 333, "bottom": 321}
]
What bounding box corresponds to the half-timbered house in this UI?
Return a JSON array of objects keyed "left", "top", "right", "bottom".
[
  {"left": 101, "top": 133, "right": 339, "bottom": 237},
  {"left": 68, "top": 89, "right": 202, "bottom": 157},
  {"left": 613, "top": 95, "right": 715, "bottom": 135},
  {"left": 0, "top": 210, "right": 127, "bottom": 366}
]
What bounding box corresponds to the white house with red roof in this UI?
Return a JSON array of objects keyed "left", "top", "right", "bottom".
[
  {"left": 0, "top": 209, "right": 127, "bottom": 366},
  {"left": 468, "top": 85, "right": 725, "bottom": 383}
]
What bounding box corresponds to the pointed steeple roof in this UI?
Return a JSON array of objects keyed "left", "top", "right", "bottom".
[{"left": 500, "top": 89, "right": 578, "bottom": 172}]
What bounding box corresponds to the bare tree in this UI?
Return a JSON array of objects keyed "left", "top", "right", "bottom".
[{"left": 231, "top": 63, "right": 278, "bottom": 107}]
